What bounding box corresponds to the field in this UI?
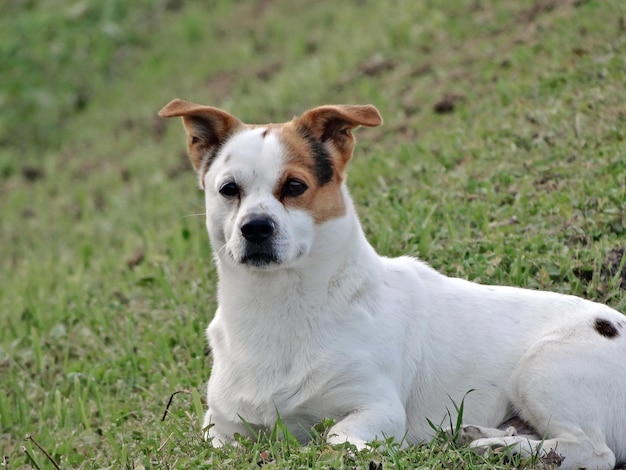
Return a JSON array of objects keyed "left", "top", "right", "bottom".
[{"left": 1, "top": 0, "right": 625, "bottom": 468}]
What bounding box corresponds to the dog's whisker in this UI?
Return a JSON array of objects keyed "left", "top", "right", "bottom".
[
  {"left": 180, "top": 212, "right": 205, "bottom": 219},
  {"left": 214, "top": 244, "right": 229, "bottom": 259}
]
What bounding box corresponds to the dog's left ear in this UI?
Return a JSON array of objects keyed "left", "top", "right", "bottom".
[
  {"left": 296, "top": 104, "right": 382, "bottom": 167},
  {"left": 159, "top": 99, "right": 243, "bottom": 174}
]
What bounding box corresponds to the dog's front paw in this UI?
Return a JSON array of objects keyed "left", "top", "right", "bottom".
[
  {"left": 327, "top": 433, "right": 368, "bottom": 451},
  {"left": 203, "top": 424, "right": 237, "bottom": 448},
  {"left": 203, "top": 428, "right": 223, "bottom": 447}
]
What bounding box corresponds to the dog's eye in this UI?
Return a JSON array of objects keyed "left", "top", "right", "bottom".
[
  {"left": 219, "top": 182, "right": 240, "bottom": 198},
  {"left": 282, "top": 179, "right": 308, "bottom": 197}
]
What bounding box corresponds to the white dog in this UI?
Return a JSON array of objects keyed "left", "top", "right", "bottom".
[{"left": 159, "top": 99, "right": 626, "bottom": 469}]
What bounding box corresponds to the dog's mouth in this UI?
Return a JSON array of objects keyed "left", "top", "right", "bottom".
[{"left": 240, "top": 250, "right": 280, "bottom": 267}]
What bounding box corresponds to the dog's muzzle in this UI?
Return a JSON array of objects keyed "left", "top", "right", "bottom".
[{"left": 239, "top": 215, "right": 279, "bottom": 267}]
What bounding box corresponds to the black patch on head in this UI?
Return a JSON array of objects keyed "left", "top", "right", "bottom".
[
  {"left": 200, "top": 147, "right": 220, "bottom": 174},
  {"left": 594, "top": 318, "right": 619, "bottom": 339},
  {"left": 297, "top": 125, "right": 334, "bottom": 186}
]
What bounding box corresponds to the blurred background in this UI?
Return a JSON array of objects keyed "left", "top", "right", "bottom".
[{"left": 1, "top": 0, "right": 625, "bottom": 468}]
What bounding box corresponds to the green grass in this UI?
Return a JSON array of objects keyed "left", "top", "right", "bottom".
[{"left": 1, "top": 0, "right": 625, "bottom": 468}]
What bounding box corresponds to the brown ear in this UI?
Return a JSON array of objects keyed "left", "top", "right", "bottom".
[
  {"left": 159, "top": 99, "right": 242, "bottom": 172},
  {"left": 295, "top": 104, "right": 382, "bottom": 168}
]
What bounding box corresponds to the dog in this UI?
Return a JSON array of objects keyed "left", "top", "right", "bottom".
[{"left": 159, "top": 99, "right": 626, "bottom": 469}]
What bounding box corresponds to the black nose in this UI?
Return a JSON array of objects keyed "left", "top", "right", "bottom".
[{"left": 241, "top": 217, "right": 275, "bottom": 244}]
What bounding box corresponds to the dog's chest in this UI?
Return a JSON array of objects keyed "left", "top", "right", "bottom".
[
  {"left": 204, "top": 247, "right": 387, "bottom": 430},
  {"left": 207, "top": 317, "right": 342, "bottom": 426},
  {"left": 205, "top": 284, "right": 371, "bottom": 429}
]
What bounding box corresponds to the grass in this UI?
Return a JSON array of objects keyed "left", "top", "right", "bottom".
[{"left": 1, "top": 0, "right": 625, "bottom": 468}]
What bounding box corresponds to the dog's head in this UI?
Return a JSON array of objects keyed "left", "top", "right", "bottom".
[{"left": 159, "top": 100, "right": 382, "bottom": 270}]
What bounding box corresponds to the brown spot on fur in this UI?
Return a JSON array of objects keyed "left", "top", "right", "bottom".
[
  {"left": 277, "top": 123, "right": 346, "bottom": 224},
  {"left": 594, "top": 318, "right": 619, "bottom": 339},
  {"left": 271, "top": 105, "right": 382, "bottom": 224}
]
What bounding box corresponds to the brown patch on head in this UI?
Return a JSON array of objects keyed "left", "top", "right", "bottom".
[
  {"left": 594, "top": 318, "right": 619, "bottom": 339},
  {"left": 277, "top": 124, "right": 344, "bottom": 223},
  {"left": 274, "top": 104, "right": 382, "bottom": 224},
  {"left": 158, "top": 99, "right": 243, "bottom": 184}
]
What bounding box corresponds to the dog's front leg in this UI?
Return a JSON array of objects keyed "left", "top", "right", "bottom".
[
  {"left": 326, "top": 399, "right": 406, "bottom": 450},
  {"left": 202, "top": 410, "right": 247, "bottom": 447}
]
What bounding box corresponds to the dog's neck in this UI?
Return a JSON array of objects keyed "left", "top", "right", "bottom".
[{"left": 214, "top": 193, "right": 380, "bottom": 322}]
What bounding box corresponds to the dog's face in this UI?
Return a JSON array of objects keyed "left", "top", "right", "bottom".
[{"left": 159, "top": 100, "right": 382, "bottom": 269}]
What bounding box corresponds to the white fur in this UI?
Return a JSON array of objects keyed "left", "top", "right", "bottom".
[{"left": 199, "top": 126, "right": 626, "bottom": 469}]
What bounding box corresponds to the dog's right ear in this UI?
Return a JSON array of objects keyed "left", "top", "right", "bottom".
[{"left": 159, "top": 99, "right": 242, "bottom": 173}]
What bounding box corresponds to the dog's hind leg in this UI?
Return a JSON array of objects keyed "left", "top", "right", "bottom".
[
  {"left": 469, "top": 432, "right": 615, "bottom": 470},
  {"left": 447, "top": 424, "right": 519, "bottom": 445},
  {"left": 490, "top": 323, "right": 626, "bottom": 469}
]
